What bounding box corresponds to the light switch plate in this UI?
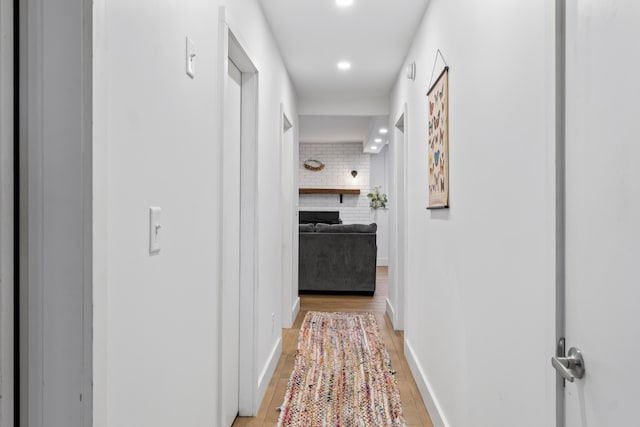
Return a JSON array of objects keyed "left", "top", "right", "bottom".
[
  {"left": 149, "top": 207, "right": 162, "bottom": 255},
  {"left": 186, "top": 37, "right": 196, "bottom": 78}
]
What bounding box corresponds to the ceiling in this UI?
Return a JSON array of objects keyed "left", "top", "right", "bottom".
[
  {"left": 299, "top": 115, "right": 389, "bottom": 153},
  {"left": 299, "top": 115, "right": 373, "bottom": 143},
  {"left": 258, "top": 0, "right": 429, "bottom": 99}
]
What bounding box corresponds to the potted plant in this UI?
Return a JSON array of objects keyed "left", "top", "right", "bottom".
[{"left": 367, "top": 186, "right": 388, "bottom": 209}]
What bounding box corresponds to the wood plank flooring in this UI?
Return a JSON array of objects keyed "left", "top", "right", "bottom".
[{"left": 232, "top": 267, "right": 434, "bottom": 427}]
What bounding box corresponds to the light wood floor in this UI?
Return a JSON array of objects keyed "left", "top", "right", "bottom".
[{"left": 232, "top": 267, "right": 434, "bottom": 427}]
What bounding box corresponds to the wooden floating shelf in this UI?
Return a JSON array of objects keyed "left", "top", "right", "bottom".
[
  {"left": 299, "top": 188, "right": 360, "bottom": 195},
  {"left": 299, "top": 188, "right": 361, "bottom": 203}
]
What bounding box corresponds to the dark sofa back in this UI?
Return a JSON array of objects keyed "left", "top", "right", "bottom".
[{"left": 298, "top": 223, "right": 377, "bottom": 295}]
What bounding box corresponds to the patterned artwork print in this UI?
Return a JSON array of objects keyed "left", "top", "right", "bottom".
[{"left": 427, "top": 68, "right": 449, "bottom": 208}]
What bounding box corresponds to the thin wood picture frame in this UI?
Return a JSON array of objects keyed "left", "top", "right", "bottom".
[{"left": 426, "top": 66, "right": 449, "bottom": 209}]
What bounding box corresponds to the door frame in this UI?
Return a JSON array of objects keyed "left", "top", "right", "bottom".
[
  {"left": 0, "top": 0, "right": 15, "bottom": 424},
  {"left": 554, "top": 0, "right": 566, "bottom": 425},
  {"left": 280, "top": 104, "right": 298, "bottom": 328},
  {"left": 217, "top": 7, "right": 260, "bottom": 417},
  {"left": 18, "top": 0, "right": 93, "bottom": 425},
  {"left": 220, "top": 56, "right": 243, "bottom": 427},
  {"left": 388, "top": 103, "right": 408, "bottom": 331}
]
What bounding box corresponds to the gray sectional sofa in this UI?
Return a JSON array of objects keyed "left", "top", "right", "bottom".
[{"left": 298, "top": 223, "right": 377, "bottom": 295}]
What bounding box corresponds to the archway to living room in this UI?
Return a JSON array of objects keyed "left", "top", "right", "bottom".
[
  {"left": 292, "top": 112, "right": 392, "bottom": 318},
  {"left": 296, "top": 114, "right": 391, "bottom": 297}
]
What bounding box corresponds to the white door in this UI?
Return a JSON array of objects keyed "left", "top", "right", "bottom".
[
  {"left": 280, "top": 113, "right": 295, "bottom": 327},
  {"left": 221, "top": 58, "right": 242, "bottom": 426},
  {"left": 562, "top": 1, "right": 640, "bottom": 425},
  {"left": 397, "top": 114, "right": 407, "bottom": 330},
  {"left": 389, "top": 110, "right": 407, "bottom": 330},
  {"left": 292, "top": 128, "right": 300, "bottom": 323}
]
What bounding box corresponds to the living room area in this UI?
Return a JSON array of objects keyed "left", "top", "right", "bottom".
[{"left": 296, "top": 114, "right": 391, "bottom": 297}]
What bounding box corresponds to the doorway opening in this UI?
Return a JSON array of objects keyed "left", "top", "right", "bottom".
[
  {"left": 218, "top": 8, "right": 260, "bottom": 424},
  {"left": 388, "top": 105, "right": 408, "bottom": 330},
  {"left": 280, "top": 107, "right": 298, "bottom": 328}
]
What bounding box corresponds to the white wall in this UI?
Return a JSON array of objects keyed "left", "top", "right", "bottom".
[
  {"left": 299, "top": 143, "right": 372, "bottom": 224},
  {"left": 370, "top": 145, "right": 389, "bottom": 266},
  {"left": 93, "top": 2, "right": 220, "bottom": 426},
  {"left": 389, "top": 1, "right": 555, "bottom": 426},
  {"left": 93, "top": 0, "right": 296, "bottom": 425}
]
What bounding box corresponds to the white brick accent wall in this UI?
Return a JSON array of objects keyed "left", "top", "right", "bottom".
[{"left": 299, "top": 143, "right": 375, "bottom": 224}]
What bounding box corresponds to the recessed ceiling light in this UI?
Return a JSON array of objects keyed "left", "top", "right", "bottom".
[
  {"left": 336, "top": 0, "right": 354, "bottom": 7},
  {"left": 371, "top": 146, "right": 378, "bottom": 150},
  {"left": 337, "top": 61, "right": 351, "bottom": 71},
  {"left": 379, "top": 128, "right": 388, "bottom": 134},
  {"left": 374, "top": 138, "right": 382, "bottom": 143}
]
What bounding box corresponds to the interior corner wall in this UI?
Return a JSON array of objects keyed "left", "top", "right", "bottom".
[
  {"left": 390, "top": 1, "right": 556, "bottom": 426},
  {"left": 93, "top": 1, "right": 297, "bottom": 425}
]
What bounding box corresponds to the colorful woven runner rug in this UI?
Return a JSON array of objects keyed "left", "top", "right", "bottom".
[{"left": 277, "top": 311, "right": 406, "bottom": 426}]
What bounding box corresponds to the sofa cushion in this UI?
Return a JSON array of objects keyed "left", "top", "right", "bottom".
[
  {"left": 315, "top": 223, "right": 377, "bottom": 233},
  {"left": 299, "top": 223, "right": 315, "bottom": 232}
]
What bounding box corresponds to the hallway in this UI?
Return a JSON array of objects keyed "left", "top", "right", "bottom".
[
  {"left": 6, "top": 1, "right": 640, "bottom": 426},
  {"left": 232, "top": 267, "right": 434, "bottom": 427}
]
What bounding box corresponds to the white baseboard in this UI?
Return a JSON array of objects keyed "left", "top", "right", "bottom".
[
  {"left": 386, "top": 298, "right": 396, "bottom": 326},
  {"left": 291, "top": 297, "right": 300, "bottom": 322},
  {"left": 377, "top": 257, "right": 389, "bottom": 266},
  {"left": 257, "top": 337, "right": 282, "bottom": 413},
  {"left": 404, "top": 338, "right": 450, "bottom": 427}
]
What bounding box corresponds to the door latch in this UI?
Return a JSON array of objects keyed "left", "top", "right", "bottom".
[{"left": 551, "top": 338, "right": 585, "bottom": 382}]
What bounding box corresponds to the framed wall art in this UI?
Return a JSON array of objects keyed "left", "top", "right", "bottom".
[{"left": 427, "top": 66, "right": 449, "bottom": 209}]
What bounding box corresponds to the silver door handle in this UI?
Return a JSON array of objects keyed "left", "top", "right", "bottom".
[{"left": 551, "top": 347, "right": 585, "bottom": 382}]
